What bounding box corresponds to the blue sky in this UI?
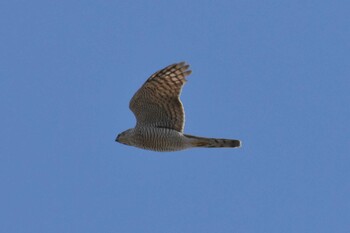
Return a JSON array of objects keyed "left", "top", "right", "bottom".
[{"left": 1, "top": 1, "right": 349, "bottom": 232}]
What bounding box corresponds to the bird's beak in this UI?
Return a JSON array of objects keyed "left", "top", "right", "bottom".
[{"left": 115, "top": 134, "right": 120, "bottom": 142}]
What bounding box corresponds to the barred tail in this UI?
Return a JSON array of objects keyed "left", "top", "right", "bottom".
[{"left": 184, "top": 134, "right": 241, "bottom": 148}]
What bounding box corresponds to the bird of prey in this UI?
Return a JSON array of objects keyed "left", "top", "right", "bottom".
[{"left": 116, "top": 62, "right": 241, "bottom": 152}]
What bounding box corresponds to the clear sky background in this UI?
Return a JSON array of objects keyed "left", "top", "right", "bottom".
[{"left": 1, "top": 1, "right": 349, "bottom": 233}]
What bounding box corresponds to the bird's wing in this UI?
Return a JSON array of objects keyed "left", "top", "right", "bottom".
[{"left": 129, "top": 62, "right": 191, "bottom": 133}]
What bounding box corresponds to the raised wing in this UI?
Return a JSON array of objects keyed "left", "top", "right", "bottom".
[{"left": 129, "top": 62, "right": 191, "bottom": 132}]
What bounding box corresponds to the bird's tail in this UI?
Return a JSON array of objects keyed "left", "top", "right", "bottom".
[{"left": 184, "top": 134, "right": 241, "bottom": 148}]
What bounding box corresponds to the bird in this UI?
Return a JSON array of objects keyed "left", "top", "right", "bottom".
[{"left": 115, "top": 62, "right": 241, "bottom": 152}]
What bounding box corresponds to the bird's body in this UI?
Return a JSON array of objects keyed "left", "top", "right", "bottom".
[
  {"left": 116, "top": 62, "right": 241, "bottom": 152},
  {"left": 117, "top": 127, "right": 191, "bottom": 152},
  {"left": 118, "top": 126, "right": 241, "bottom": 152}
]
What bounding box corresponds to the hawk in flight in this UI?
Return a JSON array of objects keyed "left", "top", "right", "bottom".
[{"left": 116, "top": 62, "right": 241, "bottom": 152}]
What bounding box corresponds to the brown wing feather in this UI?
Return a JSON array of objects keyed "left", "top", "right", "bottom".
[{"left": 129, "top": 62, "right": 191, "bottom": 132}]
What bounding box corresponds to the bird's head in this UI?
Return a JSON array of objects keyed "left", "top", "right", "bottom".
[{"left": 115, "top": 128, "right": 135, "bottom": 146}]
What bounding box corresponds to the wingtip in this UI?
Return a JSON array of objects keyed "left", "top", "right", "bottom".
[{"left": 176, "top": 61, "right": 191, "bottom": 76}]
